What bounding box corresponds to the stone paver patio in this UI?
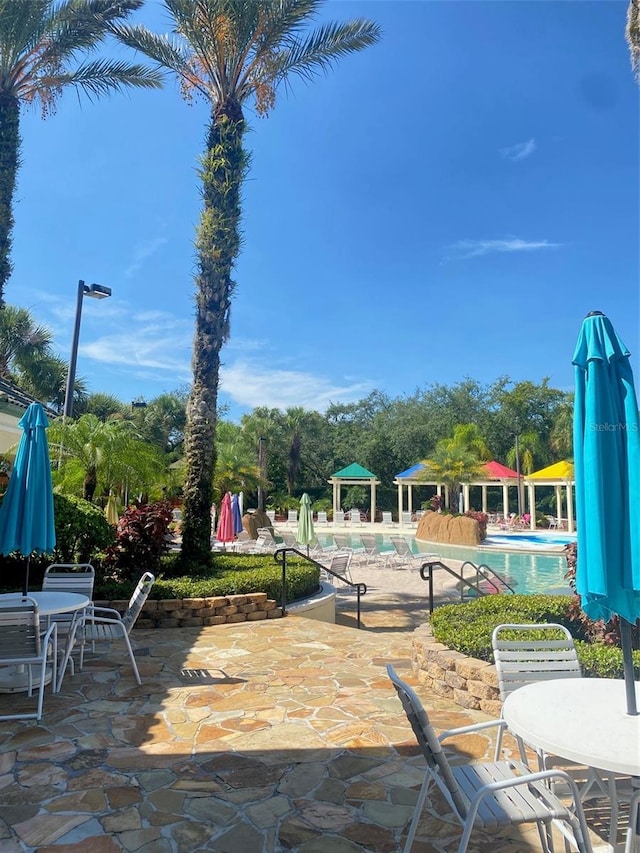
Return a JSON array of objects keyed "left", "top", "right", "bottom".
[{"left": 0, "top": 578, "right": 615, "bottom": 852}]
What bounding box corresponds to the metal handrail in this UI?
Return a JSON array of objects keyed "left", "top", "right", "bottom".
[
  {"left": 419, "top": 559, "right": 514, "bottom": 614},
  {"left": 272, "top": 547, "right": 367, "bottom": 629},
  {"left": 459, "top": 560, "right": 516, "bottom": 595}
]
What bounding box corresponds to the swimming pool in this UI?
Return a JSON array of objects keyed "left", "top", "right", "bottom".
[
  {"left": 317, "top": 532, "right": 572, "bottom": 595},
  {"left": 482, "top": 532, "right": 577, "bottom": 550}
]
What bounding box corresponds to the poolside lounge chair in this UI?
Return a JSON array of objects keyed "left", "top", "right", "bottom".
[
  {"left": 381, "top": 511, "right": 394, "bottom": 526},
  {"left": 316, "top": 511, "right": 328, "bottom": 525},
  {"left": 389, "top": 536, "right": 438, "bottom": 569},
  {"left": 348, "top": 509, "right": 362, "bottom": 526},
  {"left": 266, "top": 510, "right": 276, "bottom": 524},
  {"left": 387, "top": 664, "right": 593, "bottom": 853},
  {"left": 359, "top": 533, "right": 383, "bottom": 565},
  {"left": 321, "top": 551, "right": 353, "bottom": 586},
  {"left": 401, "top": 511, "right": 415, "bottom": 527},
  {"left": 287, "top": 510, "right": 297, "bottom": 524},
  {"left": 333, "top": 510, "right": 346, "bottom": 525}
]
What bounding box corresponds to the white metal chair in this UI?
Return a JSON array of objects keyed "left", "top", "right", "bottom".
[
  {"left": 266, "top": 510, "right": 276, "bottom": 524},
  {"left": 359, "top": 533, "right": 383, "bottom": 565},
  {"left": 58, "top": 572, "right": 155, "bottom": 689},
  {"left": 348, "top": 509, "right": 362, "bottom": 525},
  {"left": 0, "top": 596, "right": 58, "bottom": 721},
  {"left": 626, "top": 787, "right": 640, "bottom": 853},
  {"left": 492, "top": 623, "right": 582, "bottom": 761},
  {"left": 401, "top": 511, "right": 415, "bottom": 526},
  {"left": 333, "top": 509, "right": 345, "bottom": 525},
  {"left": 387, "top": 664, "right": 593, "bottom": 853},
  {"left": 287, "top": 510, "right": 297, "bottom": 524},
  {"left": 389, "top": 536, "right": 438, "bottom": 570},
  {"left": 42, "top": 563, "right": 95, "bottom": 679},
  {"left": 316, "top": 511, "right": 328, "bottom": 525},
  {"left": 322, "top": 551, "right": 353, "bottom": 585},
  {"left": 381, "top": 511, "right": 395, "bottom": 526}
]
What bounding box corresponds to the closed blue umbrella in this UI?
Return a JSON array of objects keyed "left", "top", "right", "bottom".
[
  {"left": 573, "top": 311, "right": 640, "bottom": 714},
  {"left": 0, "top": 403, "right": 56, "bottom": 594},
  {"left": 230, "top": 494, "right": 243, "bottom": 535}
]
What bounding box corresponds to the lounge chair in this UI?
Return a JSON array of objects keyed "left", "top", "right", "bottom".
[
  {"left": 287, "top": 510, "right": 297, "bottom": 524},
  {"left": 401, "top": 511, "right": 415, "bottom": 526},
  {"left": 359, "top": 533, "right": 382, "bottom": 565},
  {"left": 387, "top": 664, "right": 593, "bottom": 853},
  {"left": 316, "top": 511, "right": 328, "bottom": 525},
  {"left": 389, "top": 535, "right": 438, "bottom": 569},
  {"left": 321, "top": 551, "right": 353, "bottom": 585},
  {"left": 347, "top": 509, "right": 362, "bottom": 526},
  {"left": 381, "top": 511, "right": 394, "bottom": 526},
  {"left": 333, "top": 510, "right": 346, "bottom": 525},
  {"left": 266, "top": 510, "right": 276, "bottom": 524}
]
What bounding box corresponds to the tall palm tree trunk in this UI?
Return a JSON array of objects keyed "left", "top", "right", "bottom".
[
  {"left": 180, "top": 103, "right": 247, "bottom": 564},
  {"left": 0, "top": 95, "right": 20, "bottom": 307}
]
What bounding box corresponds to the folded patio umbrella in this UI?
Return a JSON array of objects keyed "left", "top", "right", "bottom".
[
  {"left": 296, "top": 493, "right": 316, "bottom": 555},
  {"left": 230, "top": 494, "right": 243, "bottom": 535},
  {"left": 216, "top": 492, "right": 235, "bottom": 545},
  {"left": 573, "top": 311, "right": 640, "bottom": 715},
  {"left": 0, "top": 403, "right": 56, "bottom": 594},
  {"left": 105, "top": 491, "right": 119, "bottom": 526}
]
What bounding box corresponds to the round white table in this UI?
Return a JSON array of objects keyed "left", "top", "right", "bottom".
[
  {"left": 503, "top": 678, "right": 640, "bottom": 851},
  {"left": 0, "top": 592, "right": 89, "bottom": 694},
  {"left": 502, "top": 678, "right": 640, "bottom": 777}
]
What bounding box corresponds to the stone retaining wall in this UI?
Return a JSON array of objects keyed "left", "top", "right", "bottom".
[
  {"left": 411, "top": 624, "right": 502, "bottom": 715},
  {"left": 94, "top": 593, "right": 283, "bottom": 629}
]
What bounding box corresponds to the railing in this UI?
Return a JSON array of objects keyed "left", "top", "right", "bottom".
[
  {"left": 273, "top": 547, "right": 368, "bottom": 629},
  {"left": 419, "top": 559, "right": 514, "bottom": 614}
]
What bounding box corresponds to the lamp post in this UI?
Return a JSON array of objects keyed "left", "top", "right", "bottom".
[
  {"left": 513, "top": 418, "right": 523, "bottom": 517},
  {"left": 63, "top": 280, "right": 111, "bottom": 419},
  {"left": 257, "top": 436, "right": 266, "bottom": 511}
]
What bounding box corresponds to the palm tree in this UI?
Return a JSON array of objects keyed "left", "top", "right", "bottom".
[
  {"left": 0, "top": 0, "right": 163, "bottom": 303},
  {"left": 114, "top": 0, "right": 380, "bottom": 562},
  {"left": 627, "top": 0, "right": 640, "bottom": 78},
  {"left": 421, "top": 442, "right": 485, "bottom": 512},
  {"left": 48, "top": 413, "right": 164, "bottom": 502},
  {"left": 0, "top": 305, "right": 52, "bottom": 377}
]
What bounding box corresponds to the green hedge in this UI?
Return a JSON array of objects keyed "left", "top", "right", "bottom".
[
  {"left": 95, "top": 552, "right": 320, "bottom": 606},
  {"left": 430, "top": 595, "right": 640, "bottom": 679}
]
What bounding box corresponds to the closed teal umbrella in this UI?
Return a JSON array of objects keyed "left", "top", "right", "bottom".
[
  {"left": 0, "top": 403, "right": 56, "bottom": 593},
  {"left": 573, "top": 311, "right": 640, "bottom": 714},
  {"left": 296, "top": 493, "right": 316, "bottom": 554}
]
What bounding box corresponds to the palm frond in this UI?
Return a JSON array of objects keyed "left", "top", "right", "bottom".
[
  {"left": 112, "top": 23, "right": 193, "bottom": 76},
  {"left": 36, "top": 58, "right": 164, "bottom": 98}
]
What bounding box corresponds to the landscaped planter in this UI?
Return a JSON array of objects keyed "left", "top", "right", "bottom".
[
  {"left": 411, "top": 623, "right": 502, "bottom": 715},
  {"left": 285, "top": 581, "right": 337, "bottom": 623},
  {"left": 95, "top": 592, "right": 284, "bottom": 629}
]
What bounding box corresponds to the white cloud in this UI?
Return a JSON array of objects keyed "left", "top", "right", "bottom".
[
  {"left": 220, "top": 360, "right": 373, "bottom": 412},
  {"left": 445, "top": 237, "right": 561, "bottom": 260},
  {"left": 500, "top": 138, "right": 536, "bottom": 161},
  {"left": 124, "top": 237, "right": 168, "bottom": 278}
]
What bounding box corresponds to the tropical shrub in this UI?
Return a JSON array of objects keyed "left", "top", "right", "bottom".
[
  {"left": 103, "top": 501, "right": 173, "bottom": 581},
  {"left": 465, "top": 509, "right": 488, "bottom": 540},
  {"left": 53, "top": 493, "right": 115, "bottom": 563}
]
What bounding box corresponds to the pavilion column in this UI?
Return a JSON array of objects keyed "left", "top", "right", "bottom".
[
  {"left": 332, "top": 480, "right": 339, "bottom": 516},
  {"left": 371, "top": 479, "right": 377, "bottom": 524},
  {"left": 481, "top": 485, "right": 487, "bottom": 513},
  {"left": 397, "top": 484, "right": 403, "bottom": 523},
  {"left": 528, "top": 483, "right": 536, "bottom": 529},
  {"left": 566, "top": 483, "right": 574, "bottom": 533},
  {"left": 462, "top": 483, "right": 470, "bottom": 513},
  {"left": 444, "top": 485, "right": 450, "bottom": 509},
  {"left": 407, "top": 484, "right": 413, "bottom": 515},
  {"left": 502, "top": 484, "right": 509, "bottom": 518},
  {"left": 555, "top": 485, "right": 562, "bottom": 526}
]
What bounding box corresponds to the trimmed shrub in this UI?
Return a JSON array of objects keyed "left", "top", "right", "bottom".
[
  {"left": 430, "top": 594, "right": 640, "bottom": 678},
  {"left": 103, "top": 501, "right": 173, "bottom": 581}
]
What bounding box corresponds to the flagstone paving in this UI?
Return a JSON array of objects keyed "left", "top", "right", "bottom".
[{"left": 0, "top": 584, "right": 613, "bottom": 852}]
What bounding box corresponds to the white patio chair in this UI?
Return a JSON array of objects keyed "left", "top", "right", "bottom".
[
  {"left": 287, "top": 510, "right": 297, "bottom": 524},
  {"left": 359, "top": 532, "right": 383, "bottom": 565},
  {"left": 58, "top": 572, "right": 155, "bottom": 689},
  {"left": 42, "top": 563, "right": 95, "bottom": 677},
  {"left": 316, "top": 511, "right": 328, "bottom": 525},
  {"left": 389, "top": 535, "right": 438, "bottom": 569},
  {"left": 387, "top": 664, "right": 593, "bottom": 853},
  {"left": 0, "top": 596, "right": 58, "bottom": 721},
  {"left": 321, "top": 551, "right": 353, "bottom": 586},
  {"left": 333, "top": 509, "right": 345, "bottom": 525},
  {"left": 381, "top": 511, "right": 395, "bottom": 526},
  {"left": 401, "top": 511, "right": 415, "bottom": 526},
  {"left": 347, "top": 509, "right": 362, "bottom": 525}
]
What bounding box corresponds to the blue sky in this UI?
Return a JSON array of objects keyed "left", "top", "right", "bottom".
[{"left": 9, "top": 0, "right": 639, "bottom": 420}]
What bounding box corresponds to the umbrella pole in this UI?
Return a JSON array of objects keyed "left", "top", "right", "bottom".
[
  {"left": 621, "top": 618, "right": 638, "bottom": 716},
  {"left": 23, "top": 554, "right": 31, "bottom": 597}
]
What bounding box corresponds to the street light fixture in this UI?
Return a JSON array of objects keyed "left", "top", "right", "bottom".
[{"left": 63, "top": 280, "right": 112, "bottom": 419}]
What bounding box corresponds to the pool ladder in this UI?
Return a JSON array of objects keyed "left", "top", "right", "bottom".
[{"left": 419, "top": 559, "right": 515, "bottom": 614}]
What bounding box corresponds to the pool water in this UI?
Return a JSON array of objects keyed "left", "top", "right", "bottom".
[
  {"left": 316, "top": 532, "right": 571, "bottom": 595},
  {"left": 483, "top": 533, "right": 576, "bottom": 549}
]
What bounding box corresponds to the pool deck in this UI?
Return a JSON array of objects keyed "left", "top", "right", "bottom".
[{"left": 0, "top": 568, "right": 617, "bottom": 853}]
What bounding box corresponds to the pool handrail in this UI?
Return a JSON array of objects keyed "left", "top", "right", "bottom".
[{"left": 419, "top": 559, "right": 515, "bottom": 613}]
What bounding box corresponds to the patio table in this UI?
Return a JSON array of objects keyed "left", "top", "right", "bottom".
[
  {"left": 503, "top": 677, "right": 640, "bottom": 850},
  {"left": 0, "top": 591, "right": 89, "bottom": 693}
]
